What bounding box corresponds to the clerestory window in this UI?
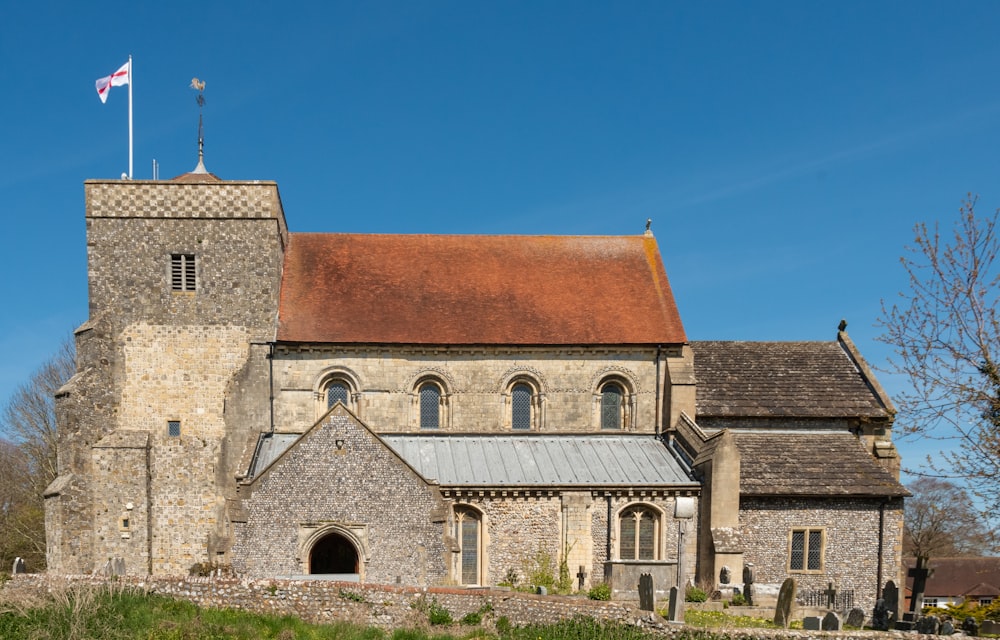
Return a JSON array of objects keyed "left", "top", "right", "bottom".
[{"left": 419, "top": 382, "right": 442, "bottom": 429}]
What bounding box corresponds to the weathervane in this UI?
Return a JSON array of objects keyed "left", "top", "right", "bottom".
[{"left": 190, "top": 77, "right": 208, "bottom": 173}]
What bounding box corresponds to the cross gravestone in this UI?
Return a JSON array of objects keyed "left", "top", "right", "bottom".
[
  {"left": 823, "top": 582, "right": 838, "bottom": 609},
  {"left": 908, "top": 556, "right": 934, "bottom": 613},
  {"left": 803, "top": 616, "right": 821, "bottom": 630},
  {"left": 882, "top": 580, "right": 899, "bottom": 621},
  {"left": 638, "top": 573, "right": 654, "bottom": 612},
  {"left": 845, "top": 607, "right": 866, "bottom": 628},
  {"left": 872, "top": 599, "right": 890, "bottom": 631},
  {"left": 822, "top": 611, "right": 842, "bottom": 631},
  {"left": 577, "top": 566, "right": 586, "bottom": 591},
  {"left": 742, "top": 564, "right": 755, "bottom": 607},
  {"left": 773, "top": 577, "right": 796, "bottom": 628},
  {"left": 12, "top": 557, "right": 26, "bottom": 575}
]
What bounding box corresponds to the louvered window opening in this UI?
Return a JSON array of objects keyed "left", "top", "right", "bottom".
[
  {"left": 460, "top": 516, "right": 479, "bottom": 585},
  {"left": 170, "top": 254, "right": 196, "bottom": 291},
  {"left": 327, "top": 383, "right": 349, "bottom": 408},
  {"left": 620, "top": 508, "right": 656, "bottom": 560},
  {"left": 601, "top": 384, "right": 623, "bottom": 430},
  {"left": 790, "top": 529, "right": 823, "bottom": 571},
  {"left": 511, "top": 384, "right": 532, "bottom": 430},
  {"left": 419, "top": 384, "right": 440, "bottom": 429}
]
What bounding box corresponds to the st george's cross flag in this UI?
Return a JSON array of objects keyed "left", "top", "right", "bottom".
[{"left": 95, "top": 60, "right": 130, "bottom": 103}]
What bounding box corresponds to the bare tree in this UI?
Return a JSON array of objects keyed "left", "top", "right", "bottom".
[
  {"left": 903, "top": 477, "right": 995, "bottom": 558},
  {"left": 0, "top": 339, "right": 75, "bottom": 570},
  {"left": 878, "top": 195, "right": 1000, "bottom": 515}
]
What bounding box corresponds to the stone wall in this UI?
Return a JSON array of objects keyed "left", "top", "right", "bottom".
[
  {"left": 273, "top": 347, "right": 663, "bottom": 433},
  {"left": 740, "top": 497, "right": 905, "bottom": 610}
]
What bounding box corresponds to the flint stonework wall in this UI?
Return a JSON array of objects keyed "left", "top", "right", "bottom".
[
  {"left": 273, "top": 348, "right": 662, "bottom": 433},
  {"left": 232, "top": 411, "right": 449, "bottom": 585},
  {"left": 739, "top": 497, "right": 905, "bottom": 610}
]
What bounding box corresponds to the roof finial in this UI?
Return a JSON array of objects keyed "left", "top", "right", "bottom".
[
  {"left": 190, "top": 78, "right": 208, "bottom": 174},
  {"left": 838, "top": 318, "right": 848, "bottom": 332},
  {"left": 645, "top": 218, "right": 653, "bottom": 236}
]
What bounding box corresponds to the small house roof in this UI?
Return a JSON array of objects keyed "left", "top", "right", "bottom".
[
  {"left": 692, "top": 340, "right": 890, "bottom": 419},
  {"left": 277, "top": 233, "right": 686, "bottom": 345},
  {"left": 905, "top": 557, "right": 1000, "bottom": 599}
]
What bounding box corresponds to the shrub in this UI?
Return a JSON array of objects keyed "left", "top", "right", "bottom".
[
  {"left": 495, "top": 616, "right": 512, "bottom": 634},
  {"left": 524, "top": 546, "right": 556, "bottom": 590},
  {"left": 427, "top": 599, "right": 452, "bottom": 625},
  {"left": 461, "top": 611, "right": 482, "bottom": 625},
  {"left": 731, "top": 592, "right": 746, "bottom": 606},
  {"left": 587, "top": 582, "right": 611, "bottom": 601},
  {"left": 686, "top": 586, "right": 708, "bottom": 602}
]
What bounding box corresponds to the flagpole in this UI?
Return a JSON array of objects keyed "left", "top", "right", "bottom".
[{"left": 128, "top": 55, "right": 133, "bottom": 179}]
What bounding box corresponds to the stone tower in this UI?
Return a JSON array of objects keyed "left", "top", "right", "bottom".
[{"left": 45, "top": 174, "right": 287, "bottom": 574}]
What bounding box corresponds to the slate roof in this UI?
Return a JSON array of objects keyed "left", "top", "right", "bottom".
[
  {"left": 692, "top": 340, "right": 890, "bottom": 419},
  {"left": 277, "top": 233, "right": 686, "bottom": 345},
  {"left": 381, "top": 434, "right": 697, "bottom": 488},
  {"left": 734, "top": 431, "right": 908, "bottom": 497},
  {"left": 905, "top": 557, "right": 1000, "bottom": 599}
]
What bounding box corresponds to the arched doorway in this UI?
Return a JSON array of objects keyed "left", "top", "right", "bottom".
[{"left": 309, "top": 531, "right": 359, "bottom": 574}]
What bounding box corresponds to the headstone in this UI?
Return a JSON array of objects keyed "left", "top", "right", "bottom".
[
  {"left": 961, "top": 617, "right": 979, "bottom": 636},
  {"left": 882, "top": 580, "right": 900, "bottom": 620},
  {"left": 894, "top": 619, "right": 916, "bottom": 632},
  {"left": 803, "top": 616, "right": 822, "bottom": 630},
  {"left": 908, "top": 556, "right": 934, "bottom": 613},
  {"left": 822, "top": 611, "right": 842, "bottom": 631},
  {"left": 845, "top": 607, "right": 866, "bottom": 628},
  {"left": 536, "top": 586, "right": 547, "bottom": 595},
  {"left": 916, "top": 615, "right": 940, "bottom": 635},
  {"left": 638, "top": 573, "right": 654, "bottom": 612},
  {"left": 719, "top": 565, "right": 731, "bottom": 584},
  {"left": 823, "top": 582, "right": 838, "bottom": 609},
  {"left": 112, "top": 557, "right": 125, "bottom": 576},
  {"left": 940, "top": 619, "right": 955, "bottom": 635},
  {"left": 773, "top": 577, "right": 796, "bottom": 628},
  {"left": 577, "top": 565, "right": 586, "bottom": 591},
  {"left": 742, "top": 563, "right": 755, "bottom": 606},
  {"left": 12, "top": 557, "right": 26, "bottom": 574},
  {"left": 667, "top": 586, "right": 682, "bottom": 623},
  {"left": 872, "top": 599, "right": 890, "bottom": 631},
  {"left": 979, "top": 619, "right": 1000, "bottom": 635}
]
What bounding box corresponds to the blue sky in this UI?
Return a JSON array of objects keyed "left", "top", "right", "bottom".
[{"left": 3, "top": 1, "right": 999, "bottom": 483}]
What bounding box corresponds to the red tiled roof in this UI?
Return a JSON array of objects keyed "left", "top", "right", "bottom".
[
  {"left": 905, "top": 557, "right": 1000, "bottom": 599},
  {"left": 277, "top": 233, "right": 686, "bottom": 345}
]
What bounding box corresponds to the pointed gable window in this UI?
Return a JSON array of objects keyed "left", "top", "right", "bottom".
[{"left": 170, "top": 254, "right": 196, "bottom": 291}]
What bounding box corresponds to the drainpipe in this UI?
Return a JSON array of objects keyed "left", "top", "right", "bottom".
[
  {"left": 877, "top": 500, "right": 886, "bottom": 599},
  {"left": 268, "top": 342, "right": 275, "bottom": 433},
  {"left": 655, "top": 345, "right": 662, "bottom": 435}
]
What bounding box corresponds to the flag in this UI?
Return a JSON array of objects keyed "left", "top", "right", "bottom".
[{"left": 96, "top": 60, "right": 130, "bottom": 104}]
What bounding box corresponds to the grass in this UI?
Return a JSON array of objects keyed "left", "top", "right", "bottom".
[{"left": 0, "top": 583, "right": 733, "bottom": 640}]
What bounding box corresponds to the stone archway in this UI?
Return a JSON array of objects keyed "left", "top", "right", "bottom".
[{"left": 309, "top": 531, "right": 359, "bottom": 574}]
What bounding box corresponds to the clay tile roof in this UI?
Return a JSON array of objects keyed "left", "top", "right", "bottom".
[
  {"left": 905, "top": 557, "right": 1000, "bottom": 598},
  {"left": 170, "top": 171, "right": 221, "bottom": 183},
  {"left": 692, "top": 341, "right": 889, "bottom": 419},
  {"left": 734, "top": 431, "right": 908, "bottom": 497},
  {"left": 277, "top": 233, "right": 686, "bottom": 345}
]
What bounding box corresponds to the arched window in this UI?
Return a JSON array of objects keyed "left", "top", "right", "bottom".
[
  {"left": 455, "top": 507, "right": 482, "bottom": 585},
  {"left": 511, "top": 383, "right": 533, "bottom": 430},
  {"left": 619, "top": 505, "right": 659, "bottom": 560},
  {"left": 601, "top": 382, "right": 624, "bottom": 430},
  {"left": 326, "top": 381, "right": 349, "bottom": 408},
  {"left": 419, "top": 382, "right": 441, "bottom": 429}
]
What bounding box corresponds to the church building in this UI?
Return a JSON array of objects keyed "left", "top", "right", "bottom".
[{"left": 45, "top": 168, "right": 907, "bottom": 606}]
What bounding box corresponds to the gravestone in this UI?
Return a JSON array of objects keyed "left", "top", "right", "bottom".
[
  {"left": 536, "top": 586, "right": 547, "bottom": 595},
  {"left": 12, "top": 557, "right": 26, "bottom": 574},
  {"left": 962, "top": 617, "right": 979, "bottom": 636},
  {"left": 882, "top": 580, "right": 900, "bottom": 620},
  {"left": 845, "top": 607, "right": 866, "bottom": 628},
  {"left": 908, "top": 556, "right": 934, "bottom": 613},
  {"left": 940, "top": 619, "right": 955, "bottom": 635},
  {"left": 916, "top": 615, "right": 940, "bottom": 635},
  {"left": 823, "top": 582, "right": 838, "bottom": 609},
  {"left": 822, "top": 611, "right": 842, "bottom": 631},
  {"left": 894, "top": 619, "right": 916, "bottom": 632},
  {"left": 980, "top": 619, "right": 1000, "bottom": 635},
  {"left": 667, "top": 586, "right": 682, "bottom": 623},
  {"left": 577, "top": 566, "right": 587, "bottom": 591},
  {"left": 803, "top": 616, "right": 822, "bottom": 630},
  {"left": 773, "top": 577, "right": 796, "bottom": 628},
  {"left": 872, "top": 599, "right": 890, "bottom": 631},
  {"left": 719, "top": 565, "right": 731, "bottom": 584},
  {"left": 742, "top": 563, "right": 755, "bottom": 606},
  {"left": 112, "top": 557, "right": 125, "bottom": 576},
  {"left": 638, "top": 573, "right": 654, "bottom": 612}
]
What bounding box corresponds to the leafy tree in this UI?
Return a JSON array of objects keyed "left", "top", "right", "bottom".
[
  {"left": 0, "top": 339, "right": 75, "bottom": 571},
  {"left": 879, "top": 195, "right": 1000, "bottom": 515},
  {"left": 903, "top": 477, "right": 995, "bottom": 558}
]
